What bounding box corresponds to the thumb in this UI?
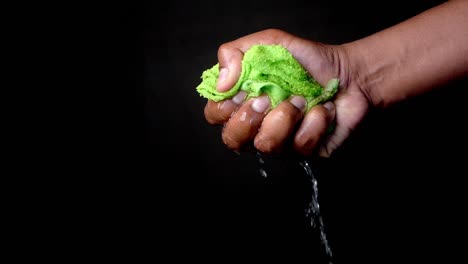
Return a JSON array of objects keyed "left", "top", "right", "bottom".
[
  {"left": 216, "top": 29, "right": 297, "bottom": 92},
  {"left": 216, "top": 44, "right": 243, "bottom": 92}
]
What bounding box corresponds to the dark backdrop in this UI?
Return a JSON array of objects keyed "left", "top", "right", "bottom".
[{"left": 132, "top": 0, "right": 467, "bottom": 262}]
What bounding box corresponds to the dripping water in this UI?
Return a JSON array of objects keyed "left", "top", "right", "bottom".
[
  {"left": 300, "top": 160, "right": 333, "bottom": 263},
  {"left": 255, "top": 151, "right": 333, "bottom": 262},
  {"left": 256, "top": 151, "right": 268, "bottom": 178}
]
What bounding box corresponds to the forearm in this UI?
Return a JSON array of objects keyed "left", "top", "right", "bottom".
[{"left": 343, "top": 0, "right": 468, "bottom": 107}]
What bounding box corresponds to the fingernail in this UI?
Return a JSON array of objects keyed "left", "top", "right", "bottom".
[
  {"left": 218, "top": 68, "right": 229, "bottom": 84},
  {"left": 251, "top": 96, "right": 270, "bottom": 113},
  {"left": 289, "top": 96, "right": 306, "bottom": 111},
  {"left": 323, "top": 101, "right": 335, "bottom": 112},
  {"left": 232, "top": 91, "right": 247, "bottom": 105}
]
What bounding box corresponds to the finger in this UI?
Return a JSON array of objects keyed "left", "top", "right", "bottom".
[
  {"left": 222, "top": 95, "right": 270, "bottom": 151},
  {"left": 293, "top": 101, "right": 336, "bottom": 156},
  {"left": 204, "top": 91, "right": 247, "bottom": 125},
  {"left": 317, "top": 107, "right": 350, "bottom": 158},
  {"left": 318, "top": 126, "right": 349, "bottom": 158},
  {"left": 318, "top": 93, "right": 368, "bottom": 158},
  {"left": 254, "top": 96, "right": 306, "bottom": 154},
  {"left": 216, "top": 29, "right": 295, "bottom": 92}
]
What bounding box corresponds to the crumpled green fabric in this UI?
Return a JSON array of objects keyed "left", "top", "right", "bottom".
[{"left": 196, "top": 44, "right": 339, "bottom": 111}]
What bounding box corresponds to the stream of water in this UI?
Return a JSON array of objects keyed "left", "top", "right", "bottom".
[
  {"left": 256, "top": 152, "right": 333, "bottom": 263},
  {"left": 299, "top": 160, "right": 333, "bottom": 263}
]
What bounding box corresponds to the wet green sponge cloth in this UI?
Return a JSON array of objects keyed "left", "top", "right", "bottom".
[{"left": 196, "top": 44, "right": 339, "bottom": 111}]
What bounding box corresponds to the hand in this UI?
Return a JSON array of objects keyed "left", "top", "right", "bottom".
[{"left": 204, "top": 29, "right": 369, "bottom": 157}]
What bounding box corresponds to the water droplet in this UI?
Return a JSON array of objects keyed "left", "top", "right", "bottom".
[
  {"left": 256, "top": 151, "right": 265, "bottom": 164},
  {"left": 258, "top": 168, "right": 267, "bottom": 178},
  {"left": 239, "top": 111, "right": 247, "bottom": 122}
]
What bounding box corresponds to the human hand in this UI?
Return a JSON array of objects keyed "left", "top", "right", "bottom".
[{"left": 203, "top": 29, "right": 370, "bottom": 157}]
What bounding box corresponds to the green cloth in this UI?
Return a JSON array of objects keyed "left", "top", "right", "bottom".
[{"left": 196, "top": 44, "right": 339, "bottom": 111}]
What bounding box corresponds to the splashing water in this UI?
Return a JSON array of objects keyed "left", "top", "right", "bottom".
[{"left": 300, "top": 160, "right": 334, "bottom": 263}]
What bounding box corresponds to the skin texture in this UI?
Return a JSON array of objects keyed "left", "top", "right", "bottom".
[{"left": 203, "top": 0, "right": 468, "bottom": 157}]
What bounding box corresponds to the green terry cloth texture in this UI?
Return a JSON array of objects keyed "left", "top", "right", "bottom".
[{"left": 196, "top": 44, "right": 339, "bottom": 111}]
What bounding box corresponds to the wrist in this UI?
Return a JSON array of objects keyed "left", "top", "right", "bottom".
[{"left": 339, "top": 41, "right": 386, "bottom": 108}]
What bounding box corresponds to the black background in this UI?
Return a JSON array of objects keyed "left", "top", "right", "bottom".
[{"left": 97, "top": 0, "right": 468, "bottom": 262}]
